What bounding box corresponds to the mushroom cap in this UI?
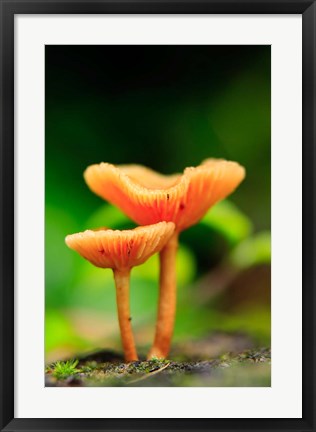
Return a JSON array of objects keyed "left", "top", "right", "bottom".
[
  {"left": 84, "top": 159, "right": 245, "bottom": 232},
  {"left": 65, "top": 221, "right": 175, "bottom": 271}
]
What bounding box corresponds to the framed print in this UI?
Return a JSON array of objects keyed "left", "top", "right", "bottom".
[{"left": 0, "top": 1, "right": 315, "bottom": 431}]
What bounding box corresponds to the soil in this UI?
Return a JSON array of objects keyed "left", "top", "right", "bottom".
[{"left": 45, "top": 332, "right": 271, "bottom": 387}]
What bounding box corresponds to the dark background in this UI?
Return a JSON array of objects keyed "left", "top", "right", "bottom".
[{"left": 45, "top": 45, "right": 271, "bottom": 363}]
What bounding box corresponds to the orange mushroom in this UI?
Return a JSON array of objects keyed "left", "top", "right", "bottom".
[
  {"left": 65, "top": 222, "right": 175, "bottom": 362},
  {"left": 84, "top": 159, "right": 245, "bottom": 359}
]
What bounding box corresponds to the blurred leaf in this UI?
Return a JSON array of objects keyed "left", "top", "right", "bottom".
[
  {"left": 133, "top": 243, "right": 196, "bottom": 287},
  {"left": 45, "top": 310, "right": 87, "bottom": 353},
  {"left": 130, "top": 279, "right": 158, "bottom": 319},
  {"left": 229, "top": 231, "right": 271, "bottom": 269},
  {"left": 86, "top": 203, "right": 136, "bottom": 231},
  {"left": 200, "top": 200, "right": 253, "bottom": 246},
  {"left": 215, "top": 307, "right": 271, "bottom": 346},
  {"left": 78, "top": 261, "right": 114, "bottom": 291},
  {"left": 174, "top": 306, "right": 270, "bottom": 346},
  {"left": 71, "top": 265, "right": 117, "bottom": 313},
  {"left": 45, "top": 206, "right": 80, "bottom": 306},
  {"left": 174, "top": 306, "right": 217, "bottom": 340}
]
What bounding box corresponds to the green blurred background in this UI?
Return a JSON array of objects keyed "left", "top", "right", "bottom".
[{"left": 45, "top": 45, "right": 271, "bottom": 363}]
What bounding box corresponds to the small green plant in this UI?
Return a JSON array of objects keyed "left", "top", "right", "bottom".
[
  {"left": 150, "top": 356, "right": 161, "bottom": 363},
  {"left": 51, "top": 359, "right": 80, "bottom": 380},
  {"left": 150, "top": 356, "right": 169, "bottom": 366}
]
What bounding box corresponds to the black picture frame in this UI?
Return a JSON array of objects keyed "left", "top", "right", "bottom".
[{"left": 0, "top": 0, "right": 315, "bottom": 431}]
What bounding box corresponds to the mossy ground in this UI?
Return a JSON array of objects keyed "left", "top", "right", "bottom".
[{"left": 45, "top": 333, "right": 271, "bottom": 387}]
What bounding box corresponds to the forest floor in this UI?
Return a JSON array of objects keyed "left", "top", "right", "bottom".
[{"left": 45, "top": 332, "right": 271, "bottom": 387}]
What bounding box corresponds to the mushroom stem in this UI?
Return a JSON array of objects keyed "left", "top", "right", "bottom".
[
  {"left": 113, "top": 269, "right": 138, "bottom": 362},
  {"left": 148, "top": 232, "right": 179, "bottom": 359}
]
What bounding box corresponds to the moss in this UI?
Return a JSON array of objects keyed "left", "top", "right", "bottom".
[{"left": 45, "top": 347, "right": 270, "bottom": 387}]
